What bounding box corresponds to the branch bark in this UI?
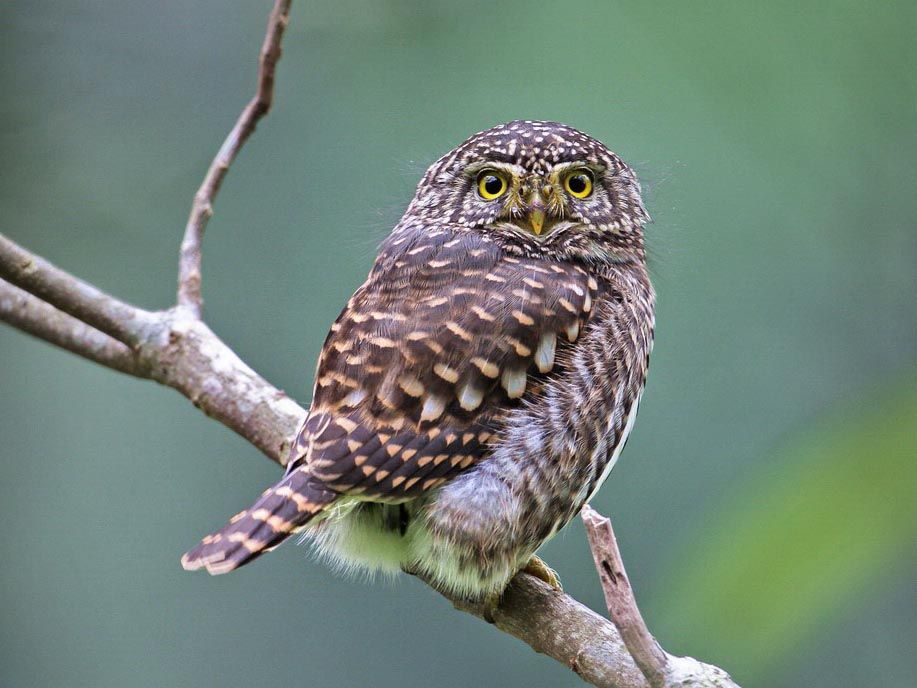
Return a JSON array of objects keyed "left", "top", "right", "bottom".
[
  {"left": 0, "top": 2, "right": 741, "bottom": 686},
  {"left": 0, "top": 280, "right": 142, "bottom": 376},
  {"left": 0, "top": 233, "right": 156, "bottom": 347}
]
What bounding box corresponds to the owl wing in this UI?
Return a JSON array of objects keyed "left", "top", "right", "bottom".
[{"left": 286, "top": 229, "right": 599, "bottom": 501}]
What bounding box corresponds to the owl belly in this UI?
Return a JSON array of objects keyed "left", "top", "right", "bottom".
[
  {"left": 305, "top": 489, "right": 528, "bottom": 596},
  {"left": 306, "top": 407, "right": 638, "bottom": 597}
]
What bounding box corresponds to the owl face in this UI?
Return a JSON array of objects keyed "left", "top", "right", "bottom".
[
  {"left": 461, "top": 159, "right": 604, "bottom": 237},
  {"left": 405, "top": 120, "right": 648, "bottom": 262}
]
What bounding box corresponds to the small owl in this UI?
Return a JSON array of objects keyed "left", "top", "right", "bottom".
[{"left": 182, "top": 120, "right": 655, "bottom": 597}]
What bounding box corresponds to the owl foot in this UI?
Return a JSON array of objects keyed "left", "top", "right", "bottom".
[
  {"left": 521, "top": 555, "right": 563, "bottom": 591},
  {"left": 480, "top": 590, "right": 503, "bottom": 624}
]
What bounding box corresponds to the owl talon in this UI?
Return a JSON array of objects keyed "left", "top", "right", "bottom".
[
  {"left": 481, "top": 590, "right": 503, "bottom": 624},
  {"left": 522, "top": 555, "right": 563, "bottom": 591}
]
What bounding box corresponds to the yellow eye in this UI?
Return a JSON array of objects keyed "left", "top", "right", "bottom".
[
  {"left": 564, "top": 170, "right": 594, "bottom": 199},
  {"left": 476, "top": 170, "right": 509, "bottom": 200}
]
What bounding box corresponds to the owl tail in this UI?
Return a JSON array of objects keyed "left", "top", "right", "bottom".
[{"left": 181, "top": 467, "right": 336, "bottom": 575}]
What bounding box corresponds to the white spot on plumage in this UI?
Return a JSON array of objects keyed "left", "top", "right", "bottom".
[
  {"left": 534, "top": 332, "right": 556, "bottom": 373},
  {"left": 342, "top": 388, "right": 367, "bottom": 407},
  {"left": 565, "top": 320, "right": 580, "bottom": 342},
  {"left": 420, "top": 395, "right": 446, "bottom": 421},
  {"left": 501, "top": 368, "right": 526, "bottom": 399},
  {"left": 471, "top": 356, "right": 500, "bottom": 378},
  {"left": 433, "top": 363, "right": 459, "bottom": 383},
  {"left": 457, "top": 383, "right": 484, "bottom": 411},
  {"left": 397, "top": 375, "right": 424, "bottom": 397}
]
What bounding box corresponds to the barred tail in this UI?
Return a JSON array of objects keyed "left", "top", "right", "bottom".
[{"left": 181, "top": 468, "right": 336, "bottom": 575}]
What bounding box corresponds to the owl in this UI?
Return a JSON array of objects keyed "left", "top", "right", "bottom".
[{"left": 182, "top": 120, "right": 655, "bottom": 597}]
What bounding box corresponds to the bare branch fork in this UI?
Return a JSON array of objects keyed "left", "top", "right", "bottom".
[{"left": 0, "top": 2, "right": 738, "bottom": 686}]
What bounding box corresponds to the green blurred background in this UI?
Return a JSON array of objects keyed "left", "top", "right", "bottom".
[{"left": 1, "top": 1, "right": 915, "bottom": 686}]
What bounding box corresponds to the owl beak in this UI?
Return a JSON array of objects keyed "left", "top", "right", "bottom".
[
  {"left": 525, "top": 189, "right": 549, "bottom": 235},
  {"left": 528, "top": 208, "right": 546, "bottom": 235}
]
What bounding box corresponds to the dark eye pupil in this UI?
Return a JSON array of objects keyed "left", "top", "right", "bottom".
[
  {"left": 568, "top": 175, "right": 588, "bottom": 194},
  {"left": 483, "top": 175, "right": 503, "bottom": 195}
]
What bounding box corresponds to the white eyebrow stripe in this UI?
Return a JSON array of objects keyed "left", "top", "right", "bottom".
[{"left": 463, "top": 161, "right": 526, "bottom": 178}]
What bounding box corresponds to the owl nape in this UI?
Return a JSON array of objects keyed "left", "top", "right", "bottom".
[{"left": 182, "top": 120, "right": 654, "bottom": 598}]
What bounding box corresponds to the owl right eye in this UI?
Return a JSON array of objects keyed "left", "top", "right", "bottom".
[{"left": 476, "top": 170, "right": 509, "bottom": 200}]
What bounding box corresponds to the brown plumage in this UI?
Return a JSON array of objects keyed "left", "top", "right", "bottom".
[{"left": 182, "top": 120, "right": 655, "bottom": 596}]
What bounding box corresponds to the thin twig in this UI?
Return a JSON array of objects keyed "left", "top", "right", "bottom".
[
  {"left": 582, "top": 505, "right": 668, "bottom": 687},
  {"left": 581, "top": 506, "right": 741, "bottom": 688},
  {"left": 177, "top": 0, "right": 293, "bottom": 318},
  {"left": 0, "top": 280, "right": 143, "bottom": 376},
  {"left": 0, "top": 233, "right": 154, "bottom": 347}
]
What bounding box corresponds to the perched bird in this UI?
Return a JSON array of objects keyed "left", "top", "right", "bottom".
[{"left": 182, "top": 120, "right": 655, "bottom": 597}]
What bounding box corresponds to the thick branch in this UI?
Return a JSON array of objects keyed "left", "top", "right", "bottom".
[
  {"left": 0, "top": 255, "right": 303, "bottom": 462},
  {"left": 136, "top": 309, "right": 305, "bottom": 463},
  {"left": 0, "top": 233, "right": 155, "bottom": 347},
  {"left": 0, "top": 279, "right": 143, "bottom": 376},
  {"left": 177, "top": 0, "right": 292, "bottom": 318},
  {"left": 443, "top": 574, "right": 649, "bottom": 688}
]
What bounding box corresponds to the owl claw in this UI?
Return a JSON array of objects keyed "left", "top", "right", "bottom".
[
  {"left": 521, "top": 555, "right": 563, "bottom": 591},
  {"left": 481, "top": 590, "right": 503, "bottom": 624}
]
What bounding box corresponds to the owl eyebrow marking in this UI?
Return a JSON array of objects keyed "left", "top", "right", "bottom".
[
  {"left": 549, "top": 160, "right": 606, "bottom": 176},
  {"left": 462, "top": 160, "right": 524, "bottom": 177}
]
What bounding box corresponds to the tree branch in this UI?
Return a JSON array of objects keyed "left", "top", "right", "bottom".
[
  {"left": 0, "top": 2, "right": 742, "bottom": 686},
  {"left": 177, "top": 0, "right": 292, "bottom": 318},
  {"left": 0, "top": 279, "right": 143, "bottom": 376},
  {"left": 430, "top": 571, "right": 650, "bottom": 687},
  {"left": 135, "top": 309, "right": 306, "bottom": 463},
  {"left": 583, "top": 506, "right": 669, "bottom": 687},
  {"left": 582, "top": 506, "right": 739, "bottom": 688},
  {"left": 0, "top": 234, "right": 304, "bottom": 463},
  {"left": 0, "top": 233, "right": 156, "bottom": 347}
]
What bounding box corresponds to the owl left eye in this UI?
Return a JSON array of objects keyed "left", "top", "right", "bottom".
[
  {"left": 476, "top": 170, "right": 509, "bottom": 200},
  {"left": 564, "top": 170, "right": 594, "bottom": 199}
]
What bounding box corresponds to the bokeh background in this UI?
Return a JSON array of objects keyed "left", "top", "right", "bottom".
[{"left": 1, "top": 1, "right": 915, "bottom": 686}]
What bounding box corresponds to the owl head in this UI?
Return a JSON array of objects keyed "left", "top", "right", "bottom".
[{"left": 404, "top": 120, "right": 648, "bottom": 262}]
